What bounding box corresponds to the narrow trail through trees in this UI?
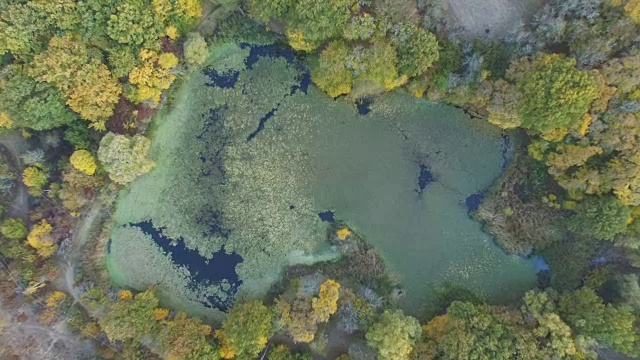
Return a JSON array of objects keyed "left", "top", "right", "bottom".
[{"left": 0, "top": 133, "right": 28, "bottom": 220}]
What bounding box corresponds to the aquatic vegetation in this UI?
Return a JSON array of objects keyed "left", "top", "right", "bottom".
[{"left": 108, "top": 43, "right": 535, "bottom": 316}]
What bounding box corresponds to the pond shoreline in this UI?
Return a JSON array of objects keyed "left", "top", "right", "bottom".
[{"left": 107, "top": 42, "right": 537, "bottom": 316}]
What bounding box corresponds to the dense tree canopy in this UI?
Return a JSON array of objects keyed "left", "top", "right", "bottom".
[
  {"left": 0, "top": 69, "right": 77, "bottom": 130},
  {"left": 268, "top": 345, "right": 312, "bottom": 360},
  {"left": 216, "top": 301, "right": 273, "bottom": 359},
  {"left": 250, "top": 0, "right": 438, "bottom": 99},
  {"left": 559, "top": 288, "right": 637, "bottom": 355},
  {"left": 0, "top": 218, "right": 27, "bottom": 240},
  {"left": 100, "top": 289, "right": 159, "bottom": 342},
  {"left": 157, "top": 312, "right": 219, "bottom": 360},
  {"left": 107, "top": 0, "right": 160, "bottom": 47},
  {"left": 568, "top": 196, "right": 630, "bottom": 241},
  {"left": 391, "top": 23, "right": 439, "bottom": 78},
  {"left": 365, "top": 309, "right": 421, "bottom": 360},
  {"left": 97, "top": 133, "right": 155, "bottom": 184},
  {"left": 251, "top": 0, "right": 354, "bottom": 50},
  {"left": 421, "top": 292, "right": 585, "bottom": 360},
  {"left": 311, "top": 41, "right": 352, "bottom": 98},
  {"left": 511, "top": 54, "right": 598, "bottom": 133},
  {"left": 29, "top": 34, "right": 122, "bottom": 129},
  {"left": 0, "top": 2, "right": 46, "bottom": 58},
  {"left": 184, "top": 32, "right": 209, "bottom": 66}
]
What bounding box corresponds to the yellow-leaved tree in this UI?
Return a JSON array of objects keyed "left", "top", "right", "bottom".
[
  {"left": 66, "top": 60, "right": 122, "bottom": 130},
  {"left": 312, "top": 279, "right": 340, "bottom": 322},
  {"left": 26, "top": 219, "right": 56, "bottom": 258},
  {"left": 128, "top": 50, "right": 179, "bottom": 105},
  {"left": 46, "top": 291, "right": 67, "bottom": 308},
  {"left": 70, "top": 150, "right": 97, "bottom": 176},
  {"left": 176, "top": 0, "right": 202, "bottom": 19},
  {"left": 216, "top": 301, "right": 274, "bottom": 359},
  {"left": 23, "top": 167, "right": 47, "bottom": 195},
  {"left": 625, "top": 0, "right": 640, "bottom": 23},
  {"left": 29, "top": 34, "right": 121, "bottom": 130},
  {"left": 277, "top": 279, "right": 341, "bottom": 343},
  {"left": 0, "top": 112, "right": 13, "bottom": 129}
]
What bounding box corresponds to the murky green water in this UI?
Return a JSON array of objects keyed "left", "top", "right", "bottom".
[
  {"left": 107, "top": 45, "right": 535, "bottom": 316},
  {"left": 303, "top": 94, "right": 536, "bottom": 313}
]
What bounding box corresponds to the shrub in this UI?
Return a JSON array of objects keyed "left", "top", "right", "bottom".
[
  {"left": 97, "top": 133, "right": 155, "bottom": 184},
  {"left": 22, "top": 167, "right": 47, "bottom": 189},
  {"left": 184, "top": 32, "right": 208, "bottom": 66},
  {"left": 0, "top": 218, "right": 27, "bottom": 240}
]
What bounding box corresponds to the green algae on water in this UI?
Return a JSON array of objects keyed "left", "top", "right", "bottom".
[{"left": 107, "top": 43, "right": 536, "bottom": 316}]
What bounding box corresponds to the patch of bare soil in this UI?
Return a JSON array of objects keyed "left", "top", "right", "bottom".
[
  {"left": 0, "top": 284, "right": 96, "bottom": 360},
  {"left": 446, "top": 0, "right": 545, "bottom": 38}
]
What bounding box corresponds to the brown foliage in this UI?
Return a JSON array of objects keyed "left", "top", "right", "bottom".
[
  {"left": 473, "top": 155, "right": 568, "bottom": 254},
  {"left": 347, "top": 245, "right": 386, "bottom": 281},
  {"left": 136, "top": 105, "right": 157, "bottom": 122},
  {"left": 105, "top": 97, "right": 136, "bottom": 135}
]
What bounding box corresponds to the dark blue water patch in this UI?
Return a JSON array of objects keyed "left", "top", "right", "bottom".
[
  {"left": 107, "top": 238, "right": 112, "bottom": 254},
  {"left": 417, "top": 164, "right": 435, "bottom": 194},
  {"left": 532, "top": 255, "right": 550, "bottom": 273},
  {"left": 197, "top": 108, "right": 230, "bottom": 180},
  {"left": 522, "top": 253, "right": 552, "bottom": 287},
  {"left": 357, "top": 99, "right": 372, "bottom": 115},
  {"left": 202, "top": 44, "right": 311, "bottom": 142},
  {"left": 241, "top": 43, "right": 297, "bottom": 69},
  {"left": 203, "top": 68, "right": 240, "bottom": 88},
  {"left": 592, "top": 256, "right": 607, "bottom": 266},
  {"left": 203, "top": 44, "right": 310, "bottom": 95},
  {"left": 318, "top": 211, "right": 336, "bottom": 223},
  {"left": 500, "top": 134, "right": 512, "bottom": 170},
  {"left": 242, "top": 43, "right": 311, "bottom": 96},
  {"left": 247, "top": 107, "right": 278, "bottom": 141},
  {"left": 290, "top": 205, "right": 295, "bottom": 209},
  {"left": 294, "top": 70, "right": 311, "bottom": 95},
  {"left": 465, "top": 192, "right": 485, "bottom": 213},
  {"left": 196, "top": 107, "right": 226, "bottom": 142},
  {"left": 537, "top": 269, "right": 551, "bottom": 288},
  {"left": 129, "top": 220, "right": 243, "bottom": 311}
]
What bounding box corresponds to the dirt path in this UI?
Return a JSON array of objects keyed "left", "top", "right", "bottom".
[
  {"left": 56, "top": 201, "right": 108, "bottom": 306},
  {"left": 0, "top": 132, "right": 28, "bottom": 220},
  {"left": 446, "top": 0, "right": 545, "bottom": 38}
]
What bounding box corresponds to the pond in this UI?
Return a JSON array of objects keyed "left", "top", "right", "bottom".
[
  {"left": 106, "top": 43, "right": 536, "bottom": 318},
  {"left": 302, "top": 94, "right": 536, "bottom": 313}
]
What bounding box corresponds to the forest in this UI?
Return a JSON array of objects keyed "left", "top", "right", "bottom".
[{"left": 0, "top": 0, "right": 640, "bottom": 359}]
